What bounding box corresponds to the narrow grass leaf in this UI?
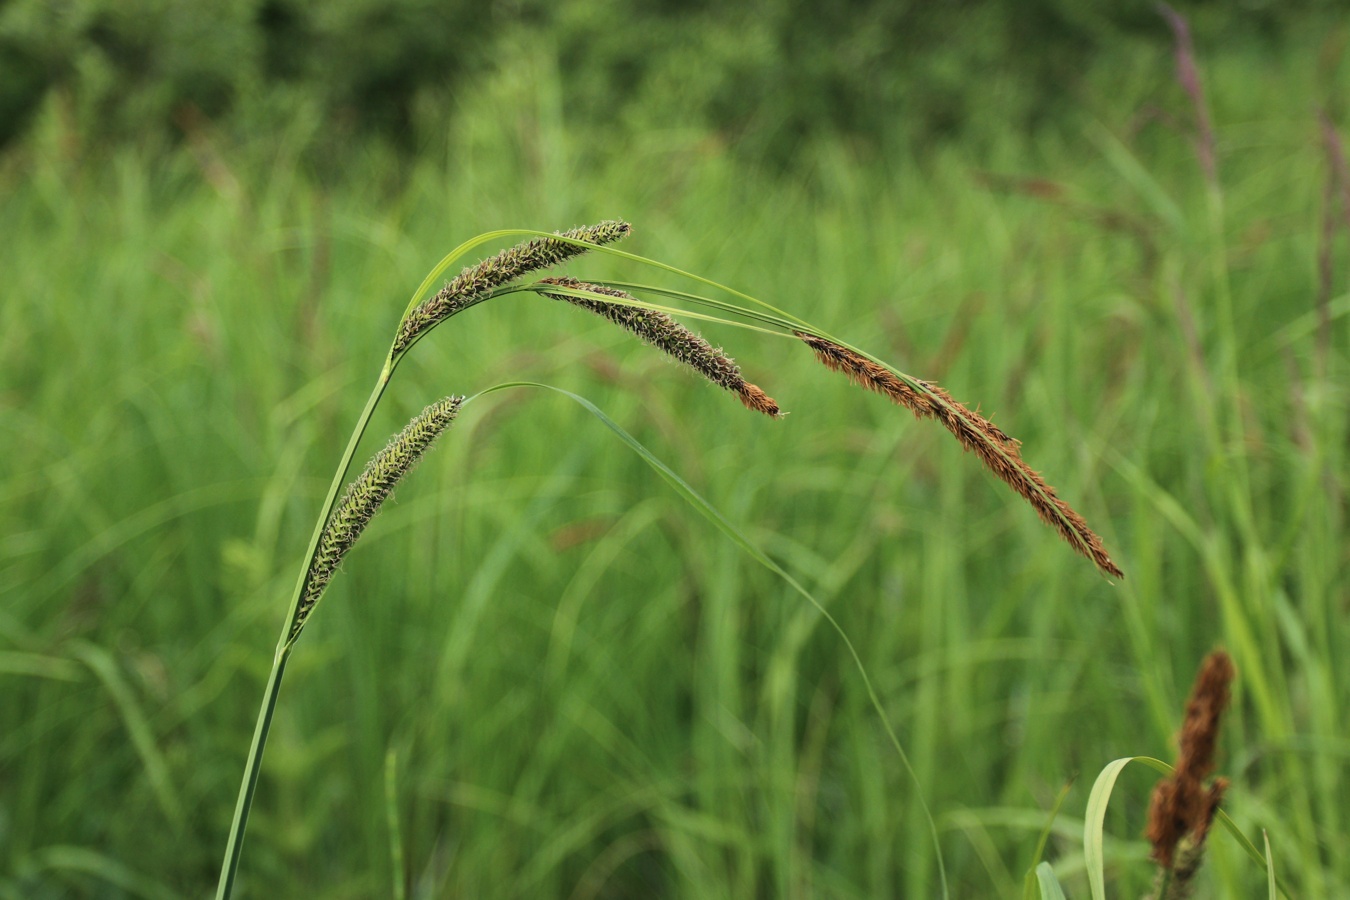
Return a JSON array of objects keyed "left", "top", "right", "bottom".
[
  {"left": 1084, "top": 756, "right": 1134, "bottom": 900},
  {"left": 29, "top": 845, "right": 179, "bottom": 900},
  {"left": 467, "top": 382, "right": 950, "bottom": 898},
  {"left": 1087, "top": 124, "right": 1187, "bottom": 233},
  {"left": 1024, "top": 779, "right": 1074, "bottom": 900},
  {"left": 69, "top": 641, "right": 183, "bottom": 827},
  {"left": 1034, "top": 862, "right": 1068, "bottom": 900},
  {"left": 29, "top": 480, "right": 263, "bottom": 607},
  {"left": 513, "top": 281, "right": 795, "bottom": 338},
  {"left": 386, "top": 748, "right": 406, "bottom": 900},
  {"left": 0, "top": 651, "right": 82, "bottom": 681},
  {"left": 1264, "top": 830, "right": 1277, "bottom": 900},
  {"left": 589, "top": 279, "right": 807, "bottom": 331},
  {"left": 1212, "top": 813, "right": 1292, "bottom": 898}
]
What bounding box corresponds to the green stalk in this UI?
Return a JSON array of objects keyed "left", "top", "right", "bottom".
[
  {"left": 215, "top": 361, "right": 395, "bottom": 899},
  {"left": 214, "top": 651, "right": 288, "bottom": 900},
  {"left": 214, "top": 224, "right": 627, "bottom": 896}
]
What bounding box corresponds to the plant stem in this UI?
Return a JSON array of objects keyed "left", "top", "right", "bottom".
[
  {"left": 214, "top": 650, "right": 289, "bottom": 900},
  {"left": 280, "top": 363, "right": 397, "bottom": 654},
  {"left": 215, "top": 360, "right": 396, "bottom": 899}
]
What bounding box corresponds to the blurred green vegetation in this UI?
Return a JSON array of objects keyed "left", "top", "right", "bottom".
[
  {"left": 1, "top": 0, "right": 1346, "bottom": 160},
  {"left": 1, "top": 3, "right": 1348, "bottom": 898}
]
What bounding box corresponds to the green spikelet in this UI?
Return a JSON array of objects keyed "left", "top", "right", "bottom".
[
  {"left": 393, "top": 220, "right": 632, "bottom": 353},
  {"left": 538, "top": 277, "right": 781, "bottom": 417},
  {"left": 291, "top": 396, "right": 464, "bottom": 642}
]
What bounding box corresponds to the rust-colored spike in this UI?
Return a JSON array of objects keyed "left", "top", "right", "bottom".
[
  {"left": 796, "top": 333, "right": 1122, "bottom": 579},
  {"left": 1146, "top": 650, "right": 1235, "bottom": 871}
]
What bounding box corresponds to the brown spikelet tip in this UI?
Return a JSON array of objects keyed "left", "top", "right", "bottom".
[
  {"left": 796, "top": 332, "right": 1122, "bottom": 579},
  {"left": 737, "top": 382, "right": 781, "bottom": 417},
  {"left": 1146, "top": 650, "right": 1235, "bottom": 870},
  {"left": 540, "top": 277, "right": 782, "bottom": 418}
]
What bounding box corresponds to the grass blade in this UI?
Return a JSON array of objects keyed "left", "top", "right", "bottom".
[
  {"left": 1084, "top": 756, "right": 1134, "bottom": 900},
  {"left": 467, "top": 381, "right": 951, "bottom": 897},
  {"left": 1024, "top": 780, "right": 1074, "bottom": 900},
  {"left": 27, "top": 845, "right": 180, "bottom": 900},
  {"left": 1264, "top": 830, "right": 1277, "bottom": 899},
  {"left": 0, "top": 651, "right": 82, "bottom": 682},
  {"left": 386, "top": 748, "right": 406, "bottom": 900},
  {"left": 68, "top": 641, "right": 183, "bottom": 827},
  {"left": 1034, "top": 862, "right": 1068, "bottom": 900}
]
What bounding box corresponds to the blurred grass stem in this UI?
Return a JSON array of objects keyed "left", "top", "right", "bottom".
[{"left": 215, "top": 364, "right": 393, "bottom": 899}]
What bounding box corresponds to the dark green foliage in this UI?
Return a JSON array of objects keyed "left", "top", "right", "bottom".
[
  {"left": 0, "top": 0, "right": 490, "bottom": 149},
  {"left": 0, "top": 0, "right": 1340, "bottom": 158},
  {"left": 0, "top": 35, "right": 53, "bottom": 146}
]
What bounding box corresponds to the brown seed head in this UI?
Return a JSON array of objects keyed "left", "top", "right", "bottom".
[
  {"left": 394, "top": 220, "right": 632, "bottom": 353},
  {"left": 541, "top": 277, "right": 781, "bottom": 418},
  {"left": 796, "top": 333, "right": 1122, "bottom": 578},
  {"left": 1146, "top": 649, "right": 1235, "bottom": 871}
]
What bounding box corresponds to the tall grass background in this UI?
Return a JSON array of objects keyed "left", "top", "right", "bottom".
[{"left": 1, "top": 26, "right": 1345, "bottom": 898}]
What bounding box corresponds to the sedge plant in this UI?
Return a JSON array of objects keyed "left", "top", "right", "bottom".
[{"left": 215, "top": 220, "right": 1123, "bottom": 897}]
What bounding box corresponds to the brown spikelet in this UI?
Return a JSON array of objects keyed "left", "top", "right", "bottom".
[
  {"left": 1146, "top": 650, "right": 1235, "bottom": 876},
  {"left": 540, "top": 277, "right": 781, "bottom": 417},
  {"left": 797, "top": 333, "right": 1122, "bottom": 578},
  {"left": 291, "top": 396, "right": 464, "bottom": 642},
  {"left": 393, "top": 220, "right": 633, "bottom": 353}
]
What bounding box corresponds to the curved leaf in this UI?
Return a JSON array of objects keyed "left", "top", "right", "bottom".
[
  {"left": 466, "top": 381, "right": 952, "bottom": 898},
  {"left": 1084, "top": 756, "right": 1136, "bottom": 900}
]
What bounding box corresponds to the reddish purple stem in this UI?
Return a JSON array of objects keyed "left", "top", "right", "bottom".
[{"left": 1158, "top": 4, "right": 1216, "bottom": 186}]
